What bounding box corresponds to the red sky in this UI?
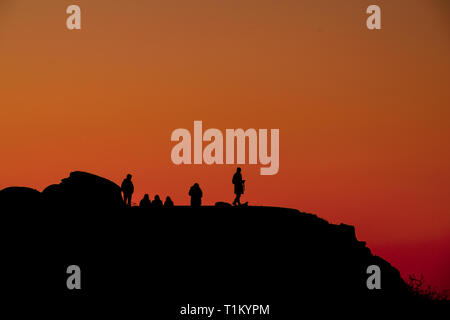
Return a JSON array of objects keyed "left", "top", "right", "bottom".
[{"left": 0, "top": 0, "right": 449, "bottom": 291}]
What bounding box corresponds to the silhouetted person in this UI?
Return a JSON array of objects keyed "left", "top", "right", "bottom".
[
  {"left": 121, "top": 174, "right": 134, "bottom": 207},
  {"left": 189, "top": 183, "right": 203, "bottom": 207},
  {"left": 232, "top": 167, "right": 245, "bottom": 206},
  {"left": 164, "top": 196, "right": 174, "bottom": 207},
  {"left": 139, "top": 194, "right": 151, "bottom": 208},
  {"left": 152, "top": 195, "right": 163, "bottom": 208}
]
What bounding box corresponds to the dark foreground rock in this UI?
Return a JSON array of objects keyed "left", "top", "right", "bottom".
[
  {"left": 1, "top": 171, "right": 446, "bottom": 315},
  {"left": 2, "top": 205, "right": 421, "bottom": 313}
]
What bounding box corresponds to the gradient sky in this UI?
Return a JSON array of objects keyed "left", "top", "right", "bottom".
[{"left": 1, "top": 0, "right": 449, "bottom": 291}]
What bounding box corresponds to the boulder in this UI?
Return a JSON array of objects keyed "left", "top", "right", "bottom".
[
  {"left": 42, "top": 171, "right": 123, "bottom": 209},
  {"left": 215, "top": 201, "right": 232, "bottom": 208},
  {"left": 0, "top": 187, "right": 41, "bottom": 209}
]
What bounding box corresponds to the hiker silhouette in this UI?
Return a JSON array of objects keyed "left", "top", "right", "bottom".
[
  {"left": 232, "top": 167, "right": 245, "bottom": 206},
  {"left": 152, "top": 195, "right": 163, "bottom": 208},
  {"left": 164, "top": 196, "right": 174, "bottom": 207},
  {"left": 189, "top": 183, "right": 203, "bottom": 207},
  {"left": 121, "top": 174, "right": 134, "bottom": 207},
  {"left": 139, "top": 194, "right": 151, "bottom": 208}
]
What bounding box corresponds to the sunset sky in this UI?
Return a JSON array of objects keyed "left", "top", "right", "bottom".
[{"left": 1, "top": 1, "right": 449, "bottom": 291}]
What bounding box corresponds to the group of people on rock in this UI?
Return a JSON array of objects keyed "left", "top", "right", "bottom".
[
  {"left": 120, "top": 168, "right": 246, "bottom": 208},
  {"left": 121, "top": 174, "right": 174, "bottom": 208},
  {"left": 139, "top": 194, "right": 174, "bottom": 208}
]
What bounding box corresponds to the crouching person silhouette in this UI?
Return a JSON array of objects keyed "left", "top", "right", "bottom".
[
  {"left": 189, "top": 183, "right": 203, "bottom": 207},
  {"left": 152, "top": 195, "right": 163, "bottom": 208},
  {"left": 139, "top": 194, "right": 151, "bottom": 208},
  {"left": 164, "top": 196, "right": 174, "bottom": 207},
  {"left": 121, "top": 174, "right": 134, "bottom": 207},
  {"left": 232, "top": 167, "right": 245, "bottom": 206}
]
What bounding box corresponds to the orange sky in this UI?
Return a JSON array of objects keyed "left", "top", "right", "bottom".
[{"left": 1, "top": 1, "right": 449, "bottom": 291}]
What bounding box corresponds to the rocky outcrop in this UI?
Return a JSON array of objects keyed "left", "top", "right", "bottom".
[
  {"left": 41, "top": 171, "right": 123, "bottom": 209},
  {"left": 0, "top": 171, "right": 419, "bottom": 309}
]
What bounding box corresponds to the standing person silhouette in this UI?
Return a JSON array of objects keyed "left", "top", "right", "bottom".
[
  {"left": 189, "top": 183, "right": 203, "bottom": 207},
  {"left": 121, "top": 174, "right": 134, "bottom": 207},
  {"left": 232, "top": 167, "right": 245, "bottom": 206}
]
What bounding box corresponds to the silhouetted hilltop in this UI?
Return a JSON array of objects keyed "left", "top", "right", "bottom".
[{"left": 1, "top": 171, "right": 440, "bottom": 314}]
